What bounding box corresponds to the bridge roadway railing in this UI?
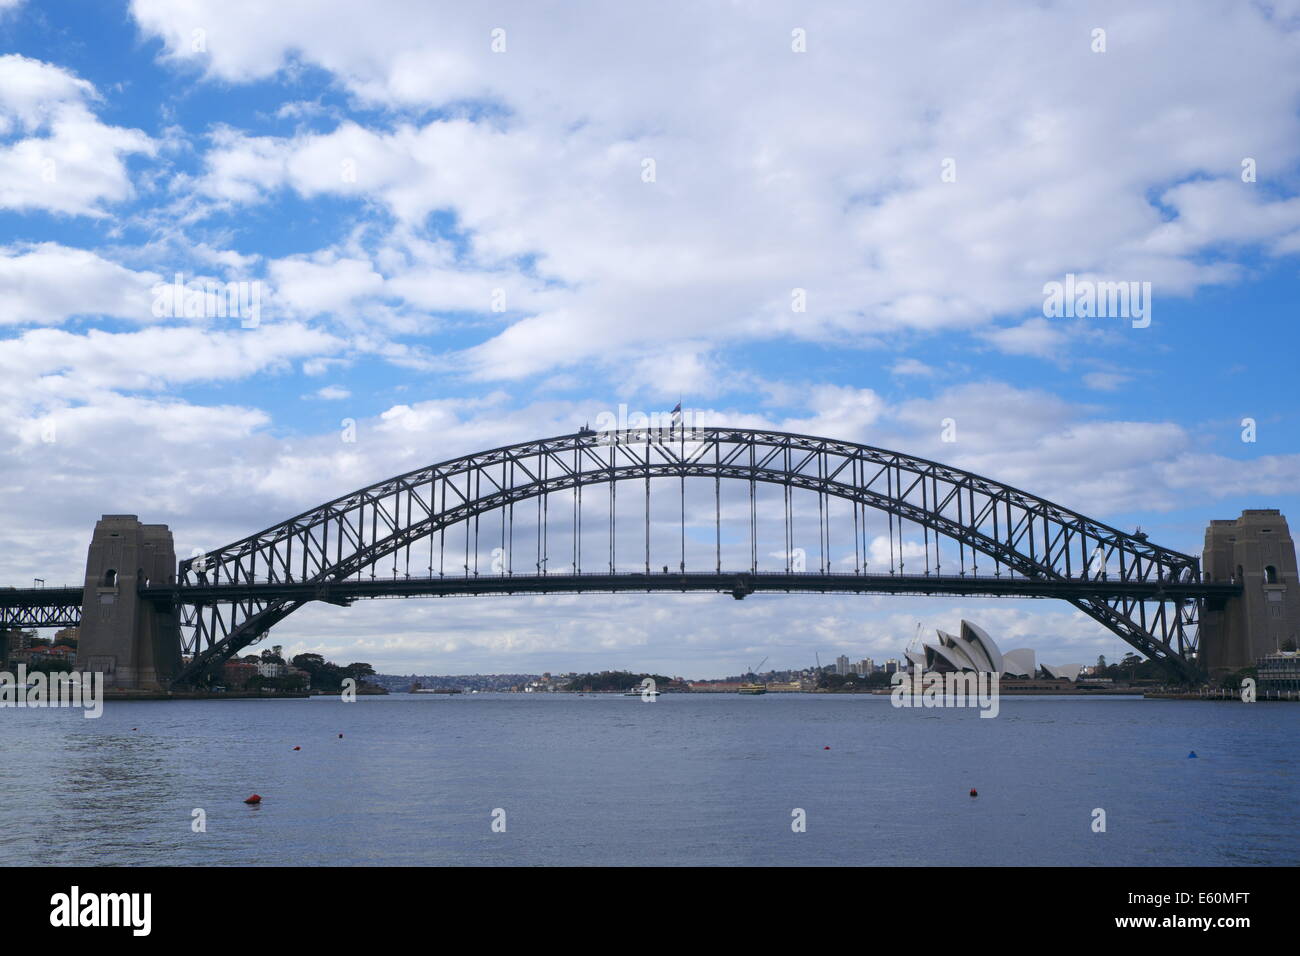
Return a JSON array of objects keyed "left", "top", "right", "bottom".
[{"left": 138, "top": 570, "right": 1242, "bottom": 605}]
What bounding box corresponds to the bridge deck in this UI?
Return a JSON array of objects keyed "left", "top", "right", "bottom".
[
  {"left": 0, "top": 586, "right": 84, "bottom": 606},
  {"left": 137, "top": 572, "right": 1240, "bottom": 604},
  {"left": 0, "top": 573, "right": 1243, "bottom": 610},
  {"left": 0, "top": 573, "right": 1241, "bottom": 632}
]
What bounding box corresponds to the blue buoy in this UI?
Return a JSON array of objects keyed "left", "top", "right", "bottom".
[{"left": 1187, "top": 750, "right": 1198, "bottom": 758}]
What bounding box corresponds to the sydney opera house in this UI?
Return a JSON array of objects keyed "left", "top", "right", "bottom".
[{"left": 904, "top": 620, "right": 1084, "bottom": 682}]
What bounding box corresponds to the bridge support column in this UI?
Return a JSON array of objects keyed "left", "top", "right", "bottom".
[
  {"left": 77, "top": 516, "right": 182, "bottom": 691},
  {"left": 1201, "top": 510, "right": 1300, "bottom": 675}
]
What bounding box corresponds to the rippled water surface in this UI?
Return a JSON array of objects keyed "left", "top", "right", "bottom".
[{"left": 2, "top": 693, "right": 1295, "bottom": 865}]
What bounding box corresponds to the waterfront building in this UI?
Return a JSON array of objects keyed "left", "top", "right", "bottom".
[
  {"left": 1257, "top": 651, "right": 1300, "bottom": 691},
  {"left": 222, "top": 659, "right": 257, "bottom": 688},
  {"left": 1038, "top": 662, "right": 1083, "bottom": 681},
  {"left": 1001, "top": 648, "right": 1035, "bottom": 678},
  {"left": 836, "top": 655, "right": 850, "bottom": 676},
  {"left": 915, "top": 621, "right": 1080, "bottom": 682},
  {"left": 257, "top": 660, "right": 286, "bottom": 679}
]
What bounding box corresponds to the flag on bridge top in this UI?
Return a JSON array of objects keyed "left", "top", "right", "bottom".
[{"left": 671, "top": 401, "right": 682, "bottom": 428}]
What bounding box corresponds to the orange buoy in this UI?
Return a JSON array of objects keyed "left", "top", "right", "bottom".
[
  {"left": 244, "top": 794, "right": 262, "bottom": 804},
  {"left": 969, "top": 788, "right": 978, "bottom": 797}
]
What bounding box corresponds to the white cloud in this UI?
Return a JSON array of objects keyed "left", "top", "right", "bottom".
[
  {"left": 980, "top": 317, "right": 1073, "bottom": 360},
  {"left": 1082, "top": 370, "right": 1131, "bottom": 391},
  {"left": 0, "top": 243, "right": 160, "bottom": 325},
  {"left": 269, "top": 253, "right": 385, "bottom": 317},
  {"left": 890, "top": 358, "right": 935, "bottom": 378},
  {"left": 0, "top": 55, "right": 154, "bottom": 215},
  {"left": 0, "top": 322, "right": 346, "bottom": 400},
  {"left": 135, "top": 1, "right": 1300, "bottom": 379}
]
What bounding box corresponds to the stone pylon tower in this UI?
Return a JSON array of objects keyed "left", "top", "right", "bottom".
[
  {"left": 1201, "top": 510, "right": 1300, "bottom": 675},
  {"left": 77, "top": 515, "right": 183, "bottom": 691}
]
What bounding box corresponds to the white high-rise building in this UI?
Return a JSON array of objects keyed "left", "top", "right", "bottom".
[{"left": 836, "top": 654, "right": 850, "bottom": 676}]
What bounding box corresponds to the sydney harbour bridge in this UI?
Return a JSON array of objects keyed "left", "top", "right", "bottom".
[{"left": 0, "top": 426, "right": 1290, "bottom": 690}]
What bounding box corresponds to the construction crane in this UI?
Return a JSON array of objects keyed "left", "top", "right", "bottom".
[{"left": 747, "top": 655, "right": 768, "bottom": 678}]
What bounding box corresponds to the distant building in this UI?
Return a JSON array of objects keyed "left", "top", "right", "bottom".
[
  {"left": 257, "top": 660, "right": 286, "bottom": 679},
  {"left": 1257, "top": 651, "right": 1300, "bottom": 691},
  {"left": 884, "top": 659, "right": 900, "bottom": 674},
  {"left": 858, "top": 658, "right": 873, "bottom": 675},
  {"left": 223, "top": 659, "right": 257, "bottom": 688},
  {"left": 1038, "top": 662, "right": 1082, "bottom": 682},
  {"left": 765, "top": 680, "right": 804, "bottom": 692},
  {"left": 912, "top": 621, "right": 1080, "bottom": 682},
  {"left": 2, "top": 628, "right": 35, "bottom": 662},
  {"left": 836, "top": 655, "right": 850, "bottom": 676}
]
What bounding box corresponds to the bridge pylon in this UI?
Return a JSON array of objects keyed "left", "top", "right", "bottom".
[
  {"left": 77, "top": 515, "right": 182, "bottom": 691},
  {"left": 1200, "top": 510, "right": 1300, "bottom": 675}
]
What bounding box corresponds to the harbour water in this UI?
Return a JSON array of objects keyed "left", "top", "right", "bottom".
[{"left": 2, "top": 693, "right": 1296, "bottom": 866}]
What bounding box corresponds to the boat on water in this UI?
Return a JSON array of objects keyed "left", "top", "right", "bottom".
[
  {"left": 623, "top": 688, "right": 659, "bottom": 698},
  {"left": 738, "top": 682, "right": 767, "bottom": 695}
]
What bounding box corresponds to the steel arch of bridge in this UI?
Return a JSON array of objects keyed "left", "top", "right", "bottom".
[{"left": 172, "top": 427, "right": 1206, "bottom": 686}]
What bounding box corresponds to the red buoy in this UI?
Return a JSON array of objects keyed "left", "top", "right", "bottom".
[
  {"left": 244, "top": 794, "right": 262, "bottom": 804},
  {"left": 823, "top": 746, "right": 831, "bottom": 750},
  {"left": 292, "top": 746, "right": 300, "bottom": 751},
  {"left": 338, "top": 733, "right": 343, "bottom": 738},
  {"left": 969, "top": 788, "right": 978, "bottom": 797}
]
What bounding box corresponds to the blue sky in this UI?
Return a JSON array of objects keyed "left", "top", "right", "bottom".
[{"left": 2, "top": 0, "right": 1299, "bottom": 676}]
